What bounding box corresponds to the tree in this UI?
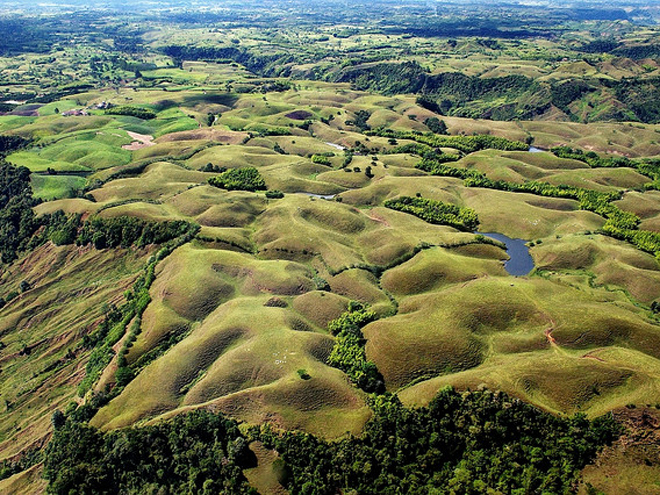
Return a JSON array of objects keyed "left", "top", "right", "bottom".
[
  {"left": 51, "top": 410, "right": 66, "bottom": 430},
  {"left": 424, "top": 117, "right": 448, "bottom": 135}
]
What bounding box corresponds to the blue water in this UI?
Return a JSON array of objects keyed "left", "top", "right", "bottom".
[
  {"left": 477, "top": 232, "right": 535, "bottom": 276},
  {"left": 528, "top": 146, "right": 544, "bottom": 153}
]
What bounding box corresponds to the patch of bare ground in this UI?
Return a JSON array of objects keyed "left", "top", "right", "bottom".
[{"left": 122, "top": 131, "right": 155, "bottom": 150}]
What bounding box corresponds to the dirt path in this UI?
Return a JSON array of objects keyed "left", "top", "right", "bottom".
[
  {"left": 364, "top": 209, "right": 391, "bottom": 227},
  {"left": 122, "top": 131, "right": 155, "bottom": 151},
  {"left": 581, "top": 350, "right": 606, "bottom": 362}
]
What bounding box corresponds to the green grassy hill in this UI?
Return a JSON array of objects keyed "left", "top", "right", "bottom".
[{"left": 1, "top": 6, "right": 660, "bottom": 492}]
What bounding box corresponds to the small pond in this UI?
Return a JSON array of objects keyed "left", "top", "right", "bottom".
[
  {"left": 477, "top": 232, "right": 535, "bottom": 276},
  {"left": 528, "top": 146, "right": 544, "bottom": 153}
]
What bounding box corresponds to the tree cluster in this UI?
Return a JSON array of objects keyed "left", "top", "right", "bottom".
[
  {"left": 208, "top": 167, "right": 267, "bottom": 191},
  {"left": 44, "top": 410, "right": 256, "bottom": 494},
  {"left": 327, "top": 302, "right": 384, "bottom": 393},
  {"left": 76, "top": 216, "right": 195, "bottom": 250},
  {"left": 369, "top": 128, "right": 528, "bottom": 153},
  {"left": 385, "top": 196, "right": 479, "bottom": 231},
  {"left": 105, "top": 106, "right": 157, "bottom": 120}
]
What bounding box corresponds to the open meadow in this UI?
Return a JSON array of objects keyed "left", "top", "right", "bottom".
[{"left": 1, "top": 1, "right": 660, "bottom": 492}]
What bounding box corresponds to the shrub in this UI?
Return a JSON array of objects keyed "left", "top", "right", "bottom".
[
  {"left": 311, "top": 154, "right": 331, "bottom": 166},
  {"left": 297, "top": 369, "right": 311, "bottom": 380},
  {"left": 265, "top": 190, "right": 284, "bottom": 199}
]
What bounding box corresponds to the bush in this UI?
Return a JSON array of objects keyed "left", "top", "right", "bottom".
[
  {"left": 424, "top": 116, "right": 448, "bottom": 134},
  {"left": 311, "top": 154, "right": 331, "bottom": 166},
  {"left": 297, "top": 369, "right": 311, "bottom": 380},
  {"left": 265, "top": 189, "right": 284, "bottom": 199}
]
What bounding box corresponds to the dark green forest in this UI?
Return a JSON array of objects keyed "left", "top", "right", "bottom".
[{"left": 44, "top": 388, "right": 619, "bottom": 495}]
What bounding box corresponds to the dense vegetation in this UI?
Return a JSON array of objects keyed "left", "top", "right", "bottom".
[
  {"left": 0, "top": 160, "right": 39, "bottom": 263},
  {"left": 385, "top": 196, "right": 479, "bottom": 231},
  {"left": 369, "top": 128, "right": 529, "bottom": 154},
  {"left": 327, "top": 302, "right": 384, "bottom": 394},
  {"left": 76, "top": 216, "right": 196, "bottom": 250},
  {"left": 208, "top": 167, "right": 267, "bottom": 191},
  {"left": 0, "top": 135, "right": 30, "bottom": 154},
  {"left": 45, "top": 410, "right": 256, "bottom": 494},
  {"left": 261, "top": 387, "right": 620, "bottom": 494},
  {"left": 104, "top": 106, "right": 157, "bottom": 120},
  {"left": 44, "top": 388, "right": 620, "bottom": 495}
]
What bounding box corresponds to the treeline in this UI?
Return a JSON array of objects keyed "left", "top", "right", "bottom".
[
  {"left": 0, "top": 160, "right": 39, "bottom": 263},
  {"left": 330, "top": 60, "right": 660, "bottom": 123},
  {"left": 260, "top": 387, "right": 619, "bottom": 494},
  {"left": 369, "top": 128, "right": 529, "bottom": 153},
  {"left": 162, "top": 45, "right": 296, "bottom": 78},
  {"left": 42, "top": 387, "right": 621, "bottom": 494},
  {"left": 208, "top": 167, "right": 267, "bottom": 191},
  {"left": 105, "top": 106, "right": 157, "bottom": 120},
  {"left": 45, "top": 410, "right": 256, "bottom": 494},
  {"left": 385, "top": 196, "right": 479, "bottom": 231},
  {"left": 327, "top": 302, "right": 383, "bottom": 394}
]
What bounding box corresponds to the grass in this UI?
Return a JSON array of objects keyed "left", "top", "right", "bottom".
[
  {"left": 381, "top": 246, "right": 506, "bottom": 296},
  {"left": 393, "top": 275, "right": 660, "bottom": 416},
  {"left": 30, "top": 174, "right": 87, "bottom": 201},
  {"left": 2, "top": 62, "right": 660, "bottom": 495},
  {"left": 533, "top": 234, "right": 660, "bottom": 304},
  {"left": 0, "top": 243, "right": 149, "bottom": 461},
  {"left": 94, "top": 295, "right": 369, "bottom": 439}
]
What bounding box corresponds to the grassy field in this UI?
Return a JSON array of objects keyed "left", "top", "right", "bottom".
[{"left": 2, "top": 18, "right": 660, "bottom": 492}]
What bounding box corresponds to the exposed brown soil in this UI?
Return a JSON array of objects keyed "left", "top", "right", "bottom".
[{"left": 122, "top": 131, "right": 155, "bottom": 150}]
